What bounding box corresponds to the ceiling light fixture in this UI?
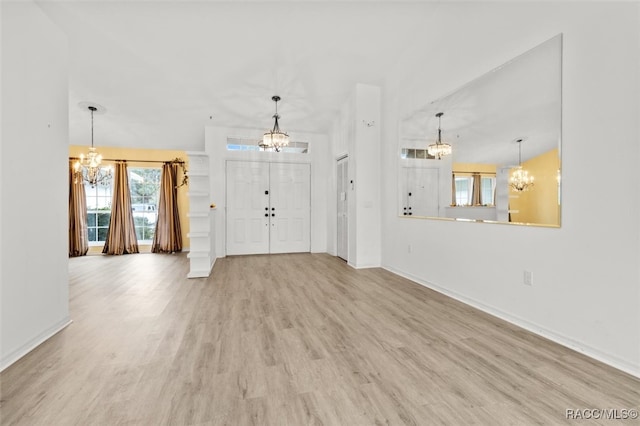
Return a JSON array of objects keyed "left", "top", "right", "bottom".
[
  {"left": 73, "top": 104, "right": 112, "bottom": 187},
  {"left": 510, "top": 138, "right": 534, "bottom": 192},
  {"left": 259, "top": 95, "right": 289, "bottom": 152},
  {"left": 427, "top": 112, "right": 452, "bottom": 160}
]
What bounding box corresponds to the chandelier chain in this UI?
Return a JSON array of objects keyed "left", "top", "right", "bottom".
[
  {"left": 427, "top": 111, "right": 452, "bottom": 160},
  {"left": 74, "top": 104, "right": 112, "bottom": 187}
]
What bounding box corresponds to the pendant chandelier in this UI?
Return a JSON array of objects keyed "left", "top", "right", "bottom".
[
  {"left": 259, "top": 95, "right": 289, "bottom": 152},
  {"left": 427, "top": 112, "right": 452, "bottom": 160},
  {"left": 73, "top": 104, "right": 112, "bottom": 187},
  {"left": 509, "top": 138, "right": 534, "bottom": 192}
]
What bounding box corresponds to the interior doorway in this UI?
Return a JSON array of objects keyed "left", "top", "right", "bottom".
[{"left": 336, "top": 156, "right": 348, "bottom": 261}]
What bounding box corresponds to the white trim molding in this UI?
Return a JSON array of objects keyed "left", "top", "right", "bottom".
[
  {"left": 383, "top": 265, "right": 640, "bottom": 379},
  {"left": 1, "top": 317, "right": 72, "bottom": 373}
]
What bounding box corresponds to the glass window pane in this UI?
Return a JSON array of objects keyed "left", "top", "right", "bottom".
[
  {"left": 131, "top": 195, "right": 143, "bottom": 206},
  {"left": 133, "top": 214, "right": 146, "bottom": 227},
  {"left": 97, "top": 227, "right": 108, "bottom": 241},
  {"left": 88, "top": 228, "right": 96, "bottom": 241},
  {"left": 87, "top": 213, "right": 96, "bottom": 227},
  {"left": 481, "top": 177, "right": 495, "bottom": 205},
  {"left": 96, "top": 197, "right": 111, "bottom": 209},
  {"left": 86, "top": 196, "right": 98, "bottom": 210},
  {"left": 455, "top": 177, "right": 472, "bottom": 206},
  {"left": 97, "top": 213, "right": 110, "bottom": 226}
]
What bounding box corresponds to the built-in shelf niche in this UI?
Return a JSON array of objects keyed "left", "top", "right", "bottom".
[{"left": 186, "top": 152, "right": 216, "bottom": 278}]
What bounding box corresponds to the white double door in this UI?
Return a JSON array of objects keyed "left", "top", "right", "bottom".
[
  {"left": 402, "top": 167, "right": 440, "bottom": 217},
  {"left": 226, "top": 161, "right": 310, "bottom": 255}
]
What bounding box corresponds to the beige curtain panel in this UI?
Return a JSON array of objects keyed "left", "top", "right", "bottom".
[
  {"left": 102, "top": 161, "right": 139, "bottom": 255},
  {"left": 152, "top": 162, "right": 183, "bottom": 253},
  {"left": 451, "top": 174, "right": 457, "bottom": 206},
  {"left": 69, "top": 161, "right": 89, "bottom": 257},
  {"left": 472, "top": 173, "right": 482, "bottom": 206}
]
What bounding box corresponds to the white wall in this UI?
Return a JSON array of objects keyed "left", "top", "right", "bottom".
[
  {"left": 0, "top": 1, "right": 70, "bottom": 371},
  {"left": 204, "top": 126, "right": 329, "bottom": 257},
  {"left": 353, "top": 84, "right": 382, "bottom": 268},
  {"left": 381, "top": 2, "right": 640, "bottom": 376},
  {"left": 327, "top": 94, "right": 355, "bottom": 257},
  {"left": 329, "top": 84, "right": 382, "bottom": 268}
]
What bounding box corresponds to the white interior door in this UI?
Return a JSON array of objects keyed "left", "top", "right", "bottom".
[
  {"left": 336, "top": 157, "right": 348, "bottom": 261},
  {"left": 269, "top": 163, "right": 311, "bottom": 254},
  {"left": 404, "top": 167, "right": 439, "bottom": 217},
  {"left": 226, "top": 161, "right": 310, "bottom": 255},
  {"left": 226, "top": 161, "right": 270, "bottom": 255}
]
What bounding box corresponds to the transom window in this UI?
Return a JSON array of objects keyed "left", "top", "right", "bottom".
[
  {"left": 400, "top": 148, "right": 437, "bottom": 159},
  {"left": 226, "top": 137, "right": 309, "bottom": 154}
]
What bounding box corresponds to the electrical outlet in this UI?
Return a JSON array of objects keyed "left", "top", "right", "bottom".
[{"left": 523, "top": 270, "right": 533, "bottom": 286}]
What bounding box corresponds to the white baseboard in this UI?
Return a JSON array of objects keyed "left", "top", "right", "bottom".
[
  {"left": 383, "top": 265, "right": 640, "bottom": 379},
  {"left": 0, "top": 317, "right": 72, "bottom": 373},
  {"left": 187, "top": 255, "right": 217, "bottom": 279},
  {"left": 348, "top": 262, "right": 381, "bottom": 270}
]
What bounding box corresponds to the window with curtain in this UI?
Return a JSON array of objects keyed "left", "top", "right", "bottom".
[
  {"left": 480, "top": 176, "right": 497, "bottom": 205},
  {"left": 454, "top": 173, "right": 496, "bottom": 206},
  {"left": 129, "top": 168, "right": 161, "bottom": 242},
  {"left": 84, "top": 167, "right": 161, "bottom": 245},
  {"left": 85, "top": 180, "right": 113, "bottom": 245},
  {"left": 454, "top": 176, "right": 474, "bottom": 206}
]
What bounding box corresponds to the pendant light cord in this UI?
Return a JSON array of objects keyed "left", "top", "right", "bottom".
[
  {"left": 88, "top": 105, "right": 97, "bottom": 148},
  {"left": 272, "top": 97, "right": 280, "bottom": 132},
  {"left": 91, "top": 108, "right": 94, "bottom": 148},
  {"left": 518, "top": 140, "right": 522, "bottom": 166}
]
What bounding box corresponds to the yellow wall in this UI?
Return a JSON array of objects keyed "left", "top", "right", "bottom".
[
  {"left": 453, "top": 162, "right": 497, "bottom": 174},
  {"left": 509, "top": 148, "right": 560, "bottom": 225},
  {"left": 70, "top": 145, "right": 190, "bottom": 253}
]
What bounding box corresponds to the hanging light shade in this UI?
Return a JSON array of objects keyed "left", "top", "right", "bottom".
[
  {"left": 73, "top": 104, "right": 112, "bottom": 187},
  {"left": 427, "top": 112, "right": 452, "bottom": 159},
  {"left": 259, "top": 95, "right": 289, "bottom": 152},
  {"left": 509, "top": 138, "right": 534, "bottom": 191}
]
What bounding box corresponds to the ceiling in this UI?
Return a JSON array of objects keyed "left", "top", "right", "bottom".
[{"left": 37, "top": 1, "right": 440, "bottom": 151}]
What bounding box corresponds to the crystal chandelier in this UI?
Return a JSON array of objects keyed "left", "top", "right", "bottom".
[
  {"left": 427, "top": 112, "right": 452, "bottom": 159},
  {"left": 259, "top": 95, "right": 289, "bottom": 152},
  {"left": 73, "top": 104, "right": 112, "bottom": 187},
  {"left": 510, "top": 138, "right": 534, "bottom": 192}
]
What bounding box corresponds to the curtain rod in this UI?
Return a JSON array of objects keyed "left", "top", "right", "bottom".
[
  {"left": 452, "top": 171, "right": 496, "bottom": 175},
  {"left": 69, "top": 157, "right": 185, "bottom": 164}
]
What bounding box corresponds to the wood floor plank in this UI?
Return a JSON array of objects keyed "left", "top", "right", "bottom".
[{"left": 1, "top": 253, "right": 638, "bottom": 425}]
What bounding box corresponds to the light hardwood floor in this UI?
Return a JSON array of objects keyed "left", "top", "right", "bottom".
[{"left": 1, "top": 253, "right": 638, "bottom": 425}]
